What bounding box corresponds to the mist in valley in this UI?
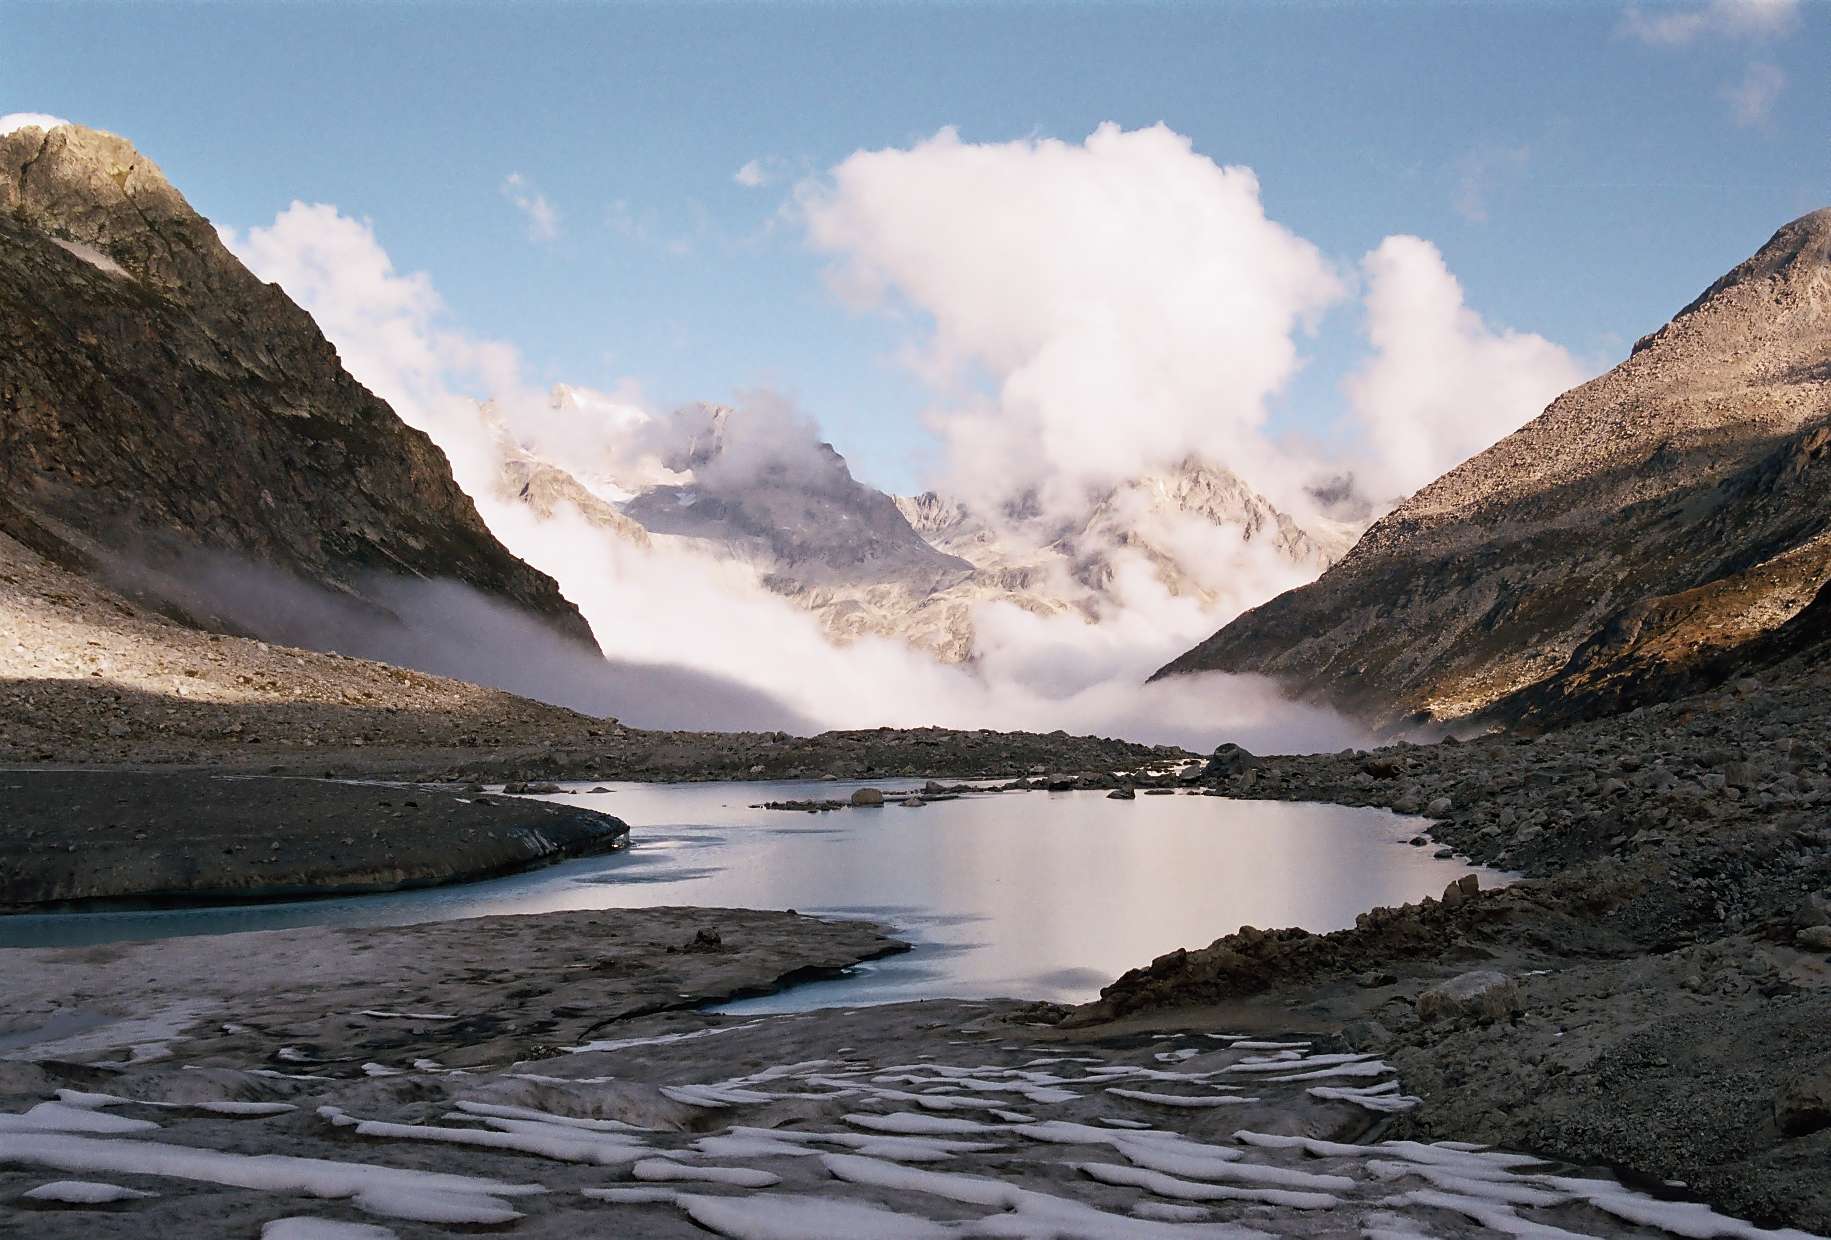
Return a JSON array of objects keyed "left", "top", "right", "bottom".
[{"left": 215, "top": 123, "right": 1592, "bottom": 753}]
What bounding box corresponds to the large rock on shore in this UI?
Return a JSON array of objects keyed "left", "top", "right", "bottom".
[{"left": 1415, "top": 969, "right": 1520, "bottom": 1023}]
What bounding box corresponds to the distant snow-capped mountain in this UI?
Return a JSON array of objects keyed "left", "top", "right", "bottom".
[{"left": 488, "top": 400, "right": 1360, "bottom": 664}]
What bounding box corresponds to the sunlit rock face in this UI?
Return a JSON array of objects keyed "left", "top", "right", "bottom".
[
  {"left": 1159, "top": 208, "right": 1831, "bottom": 732},
  {"left": 0, "top": 121, "right": 595, "bottom": 650}
]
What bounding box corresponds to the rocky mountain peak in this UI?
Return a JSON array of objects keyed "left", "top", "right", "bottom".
[
  {"left": 1157, "top": 206, "right": 1831, "bottom": 730},
  {"left": 1659, "top": 205, "right": 1831, "bottom": 335},
  {"left": 621, "top": 429, "right": 973, "bottom": 588},
  {"left": 1, "top": 123, "right": 216, "bottom": 293},
  {"left": 1, "top": 122, "right": 596, "bottom": 650},
  {"left": 894, "top": 492, "right": 979, "bottom": 543},
  {"left": 1351, "top": 205, "right": 1831, "bottom": 564}
]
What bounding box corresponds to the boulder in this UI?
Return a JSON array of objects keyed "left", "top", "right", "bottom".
[
  {"left": 1107, "top": 786, "right": 1136, "bottom": 800},
  {"left": 1796, "top": 925, "right": 1831, "bottom": 953},
  {"left": 850, "top": 787, "right": 885, "bottom": 807},
  {"left": 1776, "top": 1056, "right": 1831, "bottom": 1138},
  {"left": 1796, "top": 891, "right": 1831, "bottom": 929},
  {"left": 1204, "top": 743, "right": 1260, "bottom": 780},
  {"left": 1416, "top": 970, "right": 1521, "bottom": 1023}
]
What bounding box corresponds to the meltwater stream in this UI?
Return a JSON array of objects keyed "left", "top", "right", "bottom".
[{"left": 0, "top": 781, "right": 1500, "bottom": 1009}]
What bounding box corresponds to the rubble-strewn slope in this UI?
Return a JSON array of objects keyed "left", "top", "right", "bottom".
[
  {"left": 0, "top": 122, "right": 593, "bottom": 648},
  {"left": 1156, "top": 208, "right": 1831, "bottom": 731}
]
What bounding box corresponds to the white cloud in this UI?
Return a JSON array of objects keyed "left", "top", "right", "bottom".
[
  {"left": 219, "top": 137, "right": 1585, "bottom": 750},
  {"left": 734, "top": 158, "right": 769, "bottom": 188},
  {"left": 1344, "top": 235, "right": 1590, "bottom": 502},
  {"left": 1620, "top": 0, "right": 1799, "bottom": 45},
  {"left": 221, "top": 197, "right": 1368, "bottom": 752},
  {"left": 801, "top": 123, "right": 1345, "bottom": 521},
  {"left": 0, "top": 112, "right": 70, "bottom": 137},
  {"left": 501, "top": 171, "right": 560, "bottom": 241},
  {"left": 220, "top": 203, "right": 633, "bottom": 493},
  {"left": 1722, "top": 61, "right": 1787, "bottom": 125}
]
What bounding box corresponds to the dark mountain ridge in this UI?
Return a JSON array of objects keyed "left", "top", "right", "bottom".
[{"left": 0, "top": 122, "right": 594, "bottom": 649}]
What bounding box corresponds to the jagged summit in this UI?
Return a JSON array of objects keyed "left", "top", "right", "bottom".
[
  {"left": 0, "top": 122, "right": 596, "bottom": 648},
  {"left": 620, "top": 420, "right": 974, "bottom": 588},
  {"left": 1663, "top": 205, "right": 1831, "bottom": 330},
  {"left": 1, "top": 122, "right": 217, "bottom": 293},
  {"left": 1157, "top": 206, "right": 1831, "bottom": 730}
]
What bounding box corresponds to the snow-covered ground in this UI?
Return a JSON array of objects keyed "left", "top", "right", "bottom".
[{"left": 2, "top": 997, "right": 1818, "bottom": 1239}]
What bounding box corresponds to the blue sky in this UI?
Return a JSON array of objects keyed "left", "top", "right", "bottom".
[{"left": 6, "top": 0, "right": 1826, "bottom": 494}]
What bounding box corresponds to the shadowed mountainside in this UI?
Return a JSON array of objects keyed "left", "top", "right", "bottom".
[{"left": 0, "top": 121, "right": 594, "bottom": 650}]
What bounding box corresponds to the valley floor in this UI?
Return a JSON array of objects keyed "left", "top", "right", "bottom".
[
  {"left": 5, "top": 532, "right": 1830, "bottom": 1233},
  {"left": 2, "top": 909, "right": 1818, "bottom": 1240},
  {"left": 0, "top": 528, "right": 1180, "bottom": 783}
]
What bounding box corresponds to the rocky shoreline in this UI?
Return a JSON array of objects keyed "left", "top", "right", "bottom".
[
  {"left": 1080, "top": 654, "right": 1831, "bottom": 1233},
  {"left": 3, "top": 658, "right": 1828, "bottom": 1229}
]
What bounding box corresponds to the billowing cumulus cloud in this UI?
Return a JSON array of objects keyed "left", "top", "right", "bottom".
[
  {"left": 223, "top": 203, "right": 642, "bottom": 493},
  {"left": 1343, "top": 235, "right": 1588, "bottom": 502},
  {"left": 801, "top": 123, "right": 1346, "bottom": 522},
  {"left": 221, "top": 123, "right": 1591, "bottom": 751},
  {"left": 224, "top": 198, "right": 1369, "bottom": 751}
]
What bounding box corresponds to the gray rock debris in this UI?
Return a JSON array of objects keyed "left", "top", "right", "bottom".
[{"left": 1416, "top": 969, "right": 1522, "bottom": 1024}]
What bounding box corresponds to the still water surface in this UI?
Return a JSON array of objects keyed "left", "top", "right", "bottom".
[{"left": 0, "top": 781, "right": 1495, "bottom": 1009}]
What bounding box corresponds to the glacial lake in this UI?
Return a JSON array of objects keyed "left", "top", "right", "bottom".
[{"left": 0, "top": 780, "right": 1498, "bottom": 1009}]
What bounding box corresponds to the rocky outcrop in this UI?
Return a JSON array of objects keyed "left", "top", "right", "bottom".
[
  {"left": 1070, "top": 459, "right": 1350, "bottom": 594},
  {"left": 0, "top": 121, "right": 594, "bottom": 649},
  {"left": 1156, "top": 208, "right": 1831, "bottom": 731}
]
